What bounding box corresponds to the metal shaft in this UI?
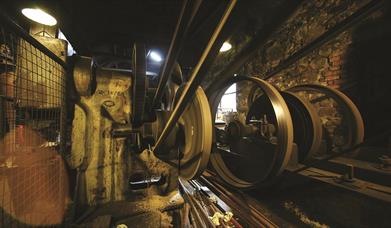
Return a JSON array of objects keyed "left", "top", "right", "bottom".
[
  {"left": 151, "top": 0, "right": 202, "bottom": 109},
  {"left": 204, "top": 0, "right": 302, "bottom": 97},
  {"left": 153, "top": 0, "right": 237, "bottom": 154},
  {"left": 293, "top": 129, "right": 391, "bottom": 173}
]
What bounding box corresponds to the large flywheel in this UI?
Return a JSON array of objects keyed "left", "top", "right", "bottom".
[
  {"left": 176, "top": 86, "right": 212, "bottom": 179},
  {"left": 208, "top": 78, "right": 365, "bottom": 189},
  {"left": 280, "top": 91, "right": 323, "bottom": 163},
  {"left": 143, "top": 85, "right": 212, "bottom": 180},
  {"left": 288, "top": 84, "right": 364, "bottom": 155},
  {"left": 209, "top": 76, "right": 294, "bottom": 189},
  {"left": 131, "top": 42, "right": 147, "bottom": 128}
]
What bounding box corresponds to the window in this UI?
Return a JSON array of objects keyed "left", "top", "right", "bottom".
[{"left": 216, "top": 84, "right": 236, "bottom": 123}]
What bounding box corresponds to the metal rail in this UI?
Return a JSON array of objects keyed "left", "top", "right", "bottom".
[
  {"left": 198, "top": 174, "right": 278, "bottom": 227},
  {"left": 0, "top": 9, "right": 68, "bottom": 69},
  {"left": 153, "top": 0, "right": 237, "bottom": 154},
  {"left": 151, "top": 0, "right": 202, "bottom": 109},
  {"left": 180, "top": 177, "right": 276, "bottom": 227},
  {"left": 292, "top": 129, "right": 391, "bottom": 173}
]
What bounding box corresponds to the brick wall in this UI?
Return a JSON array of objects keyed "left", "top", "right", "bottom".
[
  {"left": 235, "top": 0, "right": 391, "bottom": 143},
  {"left": 240, "top": 0, "right": 372, "bottom": 89},
  {"left": 207, "top": 0, "right": 390, "bottom": 150}
]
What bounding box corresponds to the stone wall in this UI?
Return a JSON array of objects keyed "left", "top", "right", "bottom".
[
  {"left": 208, "top": 0, "right": 390, "bottom": 150},
  {"left": 235, "top": 0, "right": 391, "bottom": 143},
  {"left": 200, "top": 0, "right": 391, "bottom": 160},
  {"left": 240, "top": 0, "right": 372, "bottom": 89}
]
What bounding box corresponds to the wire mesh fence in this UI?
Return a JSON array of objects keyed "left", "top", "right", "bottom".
[{"left": 0, "top": 19, "right": 68, "bottom": 227}]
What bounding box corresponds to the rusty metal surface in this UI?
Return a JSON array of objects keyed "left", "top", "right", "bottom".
[
  {"left": 33, "top": 35, "right": 68, "bottom": 63},
  {"left": 71, "top": 65, "right": 131, "bottom": 205},
  {"left": 71, "top": 61, "right": 191, "bottom": 228},
  {"left": 73, "top": 56, "right": 96, "bottom": 97}
]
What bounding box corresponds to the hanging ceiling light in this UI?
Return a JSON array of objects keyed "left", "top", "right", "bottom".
[
  {"left": 219, "top": 41, "right": 232, "bottom": 52},
  {"left": 149, "top": 51, "right": 163, "bottom": 62},
  {"left": 21, "top": 8, "right": 57, "bottom": 26}
]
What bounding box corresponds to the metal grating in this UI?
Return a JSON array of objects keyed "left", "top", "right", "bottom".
[{"left": 0, "top": 18, "right": 68, "bottom": 227}]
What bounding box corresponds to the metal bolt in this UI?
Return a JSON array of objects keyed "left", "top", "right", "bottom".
[{"left": 346, "top": 164, "right": 354, "bottom": 180}]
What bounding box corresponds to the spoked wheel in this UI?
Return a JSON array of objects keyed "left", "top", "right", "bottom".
[{"left": 208, "top": 76, "right": 293, "bottom": 189}]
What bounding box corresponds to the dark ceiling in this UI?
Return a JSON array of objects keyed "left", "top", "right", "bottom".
[
  {"left": 1, "top": 0, "right": 221, "bottom": 54},
  {"left": 54, "top": 1, "right": 183, "bottom": 54},
  {"left": 0, "top": 0, "right": 298, "bottom": 71}
]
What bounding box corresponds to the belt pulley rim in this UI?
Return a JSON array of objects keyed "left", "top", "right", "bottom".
[{"left": 209, "top": 76, "right": 294, "bottom": 189}]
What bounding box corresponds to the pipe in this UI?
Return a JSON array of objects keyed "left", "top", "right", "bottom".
[
  {"left": 199, "top": 175, "right": 277, "bottom": 227},
  {"left": 205, "top": 0, "right": 303, "bottom": 96},
  {"left": 151, "top": 0, "right": 202, "bottom": 109},
  {"left": 153, "top": 0, "right": 237, "bottom": 154}
]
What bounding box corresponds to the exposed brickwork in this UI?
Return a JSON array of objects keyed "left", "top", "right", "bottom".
[
  {"left": 240, "top": 0, "right": 372, "bottom": 91},
  {"left": 207, "top": 0, "right": 390, "bottom": 149},
  {"left": 223, "top": 0, "right": 391, "bottom": 153},
  {"left": 239, "top": 0, "right": 391, "bottom": 143}
]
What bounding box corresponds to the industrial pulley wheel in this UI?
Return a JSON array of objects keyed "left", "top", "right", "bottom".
[
  {"left": 131, "top": 42, "right": 147, "bottom": 128},
  {"left": 176, "top": 86, "right": 212, "bottom": 179},
  {"left": 160, "top": 62, "right": 183, "bottom": 111},
  {"left": 146, "top": 85, "right": 212, "bottom": 180},
  {"left": 288, "top": 84, "right": 364, "bottom": 155},
  {"left": 280, "top": 91, "right": 323, "bottom": 162},
  {"left": 209, "top": 76, "right": 293, "bottom": 189},
  {"left": 247, "top": 90, "right": 323, "bottom": 164}
]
